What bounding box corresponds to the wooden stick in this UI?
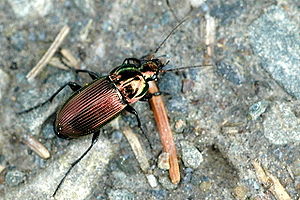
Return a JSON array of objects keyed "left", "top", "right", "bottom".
[
  {"left": 148, "top": 81, "right": 180, "bottom": 184},
  {"left": 26, "top": 25, "right": 70, "bottom": 81}
]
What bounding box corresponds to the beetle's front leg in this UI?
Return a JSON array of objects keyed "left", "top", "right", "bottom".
[
  {"left": 122, "top": 58, "right": 142, "bottom": 67},
  {"left": 140, "top": 91, "right": 171, "bottom": 101}
]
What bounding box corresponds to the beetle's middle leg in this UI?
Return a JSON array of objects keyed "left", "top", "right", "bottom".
[
  {"left": 52, "top": 131, "right": 100, "bottom": 197},
  {"left": 125, "top": 105, "right": 142, "bottom": 128},
  {"left": 125, "top": 105, "right": 153, "bottom": 149},
  {"left": 17, "top": 82, "right": 82, "bottom": 114}
]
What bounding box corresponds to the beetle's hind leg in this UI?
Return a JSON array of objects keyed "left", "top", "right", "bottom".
[
  {"left": 52, "top": 131, "right": 100, "bottom": 197},
  {"left": 75, "top": 69, "right": 101, "bottom": 80},
  {"left": 17, "top": 82, "right": 82, "bottom": 114}
]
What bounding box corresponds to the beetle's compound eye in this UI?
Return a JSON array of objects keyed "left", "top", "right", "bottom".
[
  {"left": 152, "top": 58, "right": 166, "bottom": 70},
  {"left": 152, "top": 74, "right": 158, "bottom": 80}
]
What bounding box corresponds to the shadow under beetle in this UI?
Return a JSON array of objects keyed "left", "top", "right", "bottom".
[{"left": 19, "top": 17, "right": 201, "bottom": 196}]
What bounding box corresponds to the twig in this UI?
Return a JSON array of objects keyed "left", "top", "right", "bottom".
[
  {"left": 26, "top": 25, "right": 70, "bottom": 81},
  {"left": 60, "top": 48, "right": 80, "bottom": 69},
  {"left": 203, "top": 14, "right": 216, "bottom": 65},
  {"left": 49, "top": 48, "right": 80, "bottom": 70},
  {"left": 122, "top": 126, "right": 150, "bottom": 173},
  {"left": 0, "top": 165, "right": 5, "bottom": 184},
  {"left": 22, "top": 135, "right": 50, "bottom": 159},
  {"left": 0, "top": 165, "right": 5, "bottom": 174},
  {"left": 148, "top": 81, "right": 180, "bottom": 184},
  {"left": 49, "top": 57, "right": 69, "bottom": 70},
  {"left": 252, "top": 160, "right": 291, "bottom": 200}
]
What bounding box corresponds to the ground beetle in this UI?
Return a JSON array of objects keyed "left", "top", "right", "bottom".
[{"left": 19, "top": 18, "right": 195, "bottom": 196}]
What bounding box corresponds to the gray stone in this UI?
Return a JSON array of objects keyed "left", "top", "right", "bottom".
[
  {"left": 9, "top": 0, "right": 53, "bottom": 18},
  {"left": 180, "top": 141, "right": 203, "bottom": 169},
  {"left": 158, "top": 176, "right": 178, "bottom": 190},
  {"left": 4, "top": 137, "right": 113, "bottom": 200},
  {"left": 263, "top": 101, "right": 300, "bottom": 144},
  {"left": 5, "top": 170, "right": 26, "bottom": 186},
  {"left": 249, "top": 6, "right": 300, "bottom": 99}
]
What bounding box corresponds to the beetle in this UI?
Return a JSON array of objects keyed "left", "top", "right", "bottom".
[
  {"left": 17, "top": 17, "right": 193, "bottom": 196},
  {"left": 20, "top": 56, "right": 168, "bottom": 196}
]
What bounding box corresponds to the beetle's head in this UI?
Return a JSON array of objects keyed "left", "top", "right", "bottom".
[{"left": 140, "top": 56, "right": 167, "bottom": 81}]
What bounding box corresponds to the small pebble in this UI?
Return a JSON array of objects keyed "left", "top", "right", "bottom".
[
  {"left": 5, "top": 170, "right": 26, "bottom": 186},
  {"left": 180, "top": 141, "right": 203, "bottom": 169},
  {"left": 233, "top": 185, "right": 248, "bottom": 200},
  {"left": 157, "top": 152, "right": 170, "bottom": 170},
  {"left": 189, "top": 0, "right": 206, "bottom": 8},
  {"left": 0, "top": 165, "right": 5, "bottom": 173},
  {"left": 249, "top": 6, "right": 300, "bottom": 99},
  {"left": 199, "top": 181, "right": 212, "bottom": 192},
  {"left": 174, "top": 118, "right": 186, "bottom": 133},
  {"left": 248, "top": 100, "right": 269, "bottom": 120},
  {"left": 146, "top": 174, "right": 158, "bottom": 188},
  {"left": 159, "top": 176, "right": 178, "bottom": 190}
]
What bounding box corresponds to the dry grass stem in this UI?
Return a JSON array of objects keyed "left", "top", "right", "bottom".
[
  {"left": 252, "top": 160, "right": 291, "bottom": 200},
  {"left": 26, "top": 25, "right": 70, "bottom": 81},
  {"left": 203, "top": 14, "right": 216, "bottom": 65},
  {"left": 122, "top": 126, "right": 150, "bottom": 173},
  {"left": 22, "top": 135, "right": 50, "bottom": 159},
  {"left": 49, "top": 57, "right": 69, "bottom": 70},
  {"left": 60, "top": 48, "right": 80, "bottom": 69}
]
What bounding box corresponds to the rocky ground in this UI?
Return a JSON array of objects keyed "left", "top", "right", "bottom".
[{"left": 0, "top": 0, "right": 299, "bottom": 199}]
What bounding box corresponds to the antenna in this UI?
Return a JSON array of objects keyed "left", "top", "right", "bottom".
[
  {"left": 152, "top": 16, "right": 190, "bottom": 55},
  {"left": 160, "top": 64, "right": 214, "bottom": 73}
]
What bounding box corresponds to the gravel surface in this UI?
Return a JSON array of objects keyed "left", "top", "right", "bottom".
[{"left": 0, "top": 0, "right": 299, "bottom": 200}]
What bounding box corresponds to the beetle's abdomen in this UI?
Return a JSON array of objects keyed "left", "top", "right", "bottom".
[{"left": 55, "top": 77, "right": 126, "bottom": 138}]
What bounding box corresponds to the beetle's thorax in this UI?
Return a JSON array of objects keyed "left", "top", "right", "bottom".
[
  {"left": 108, "top": 59, "right": 163, "bottom": 104},
  {"left": 109, "top": 66, "right": 147, "bottom": 104}
]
